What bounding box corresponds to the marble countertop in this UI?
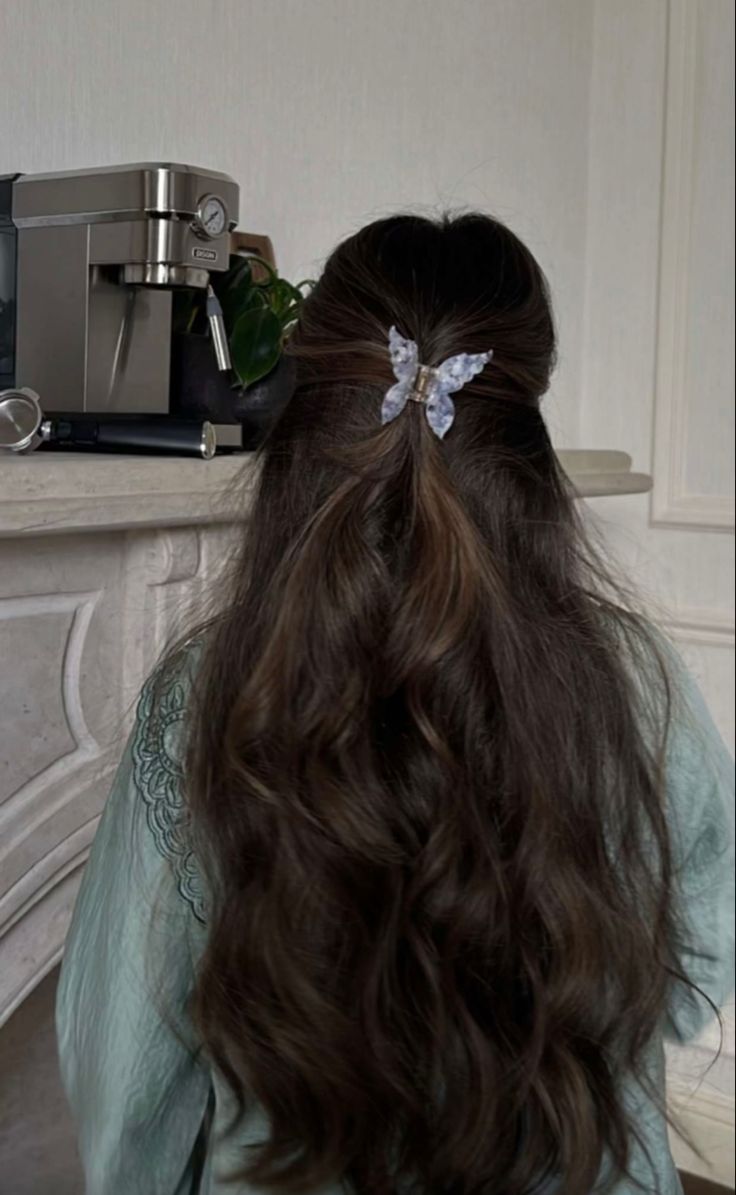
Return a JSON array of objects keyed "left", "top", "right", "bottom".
[{"left": 0, "top": 449, "right": 651, "bottom": 537}]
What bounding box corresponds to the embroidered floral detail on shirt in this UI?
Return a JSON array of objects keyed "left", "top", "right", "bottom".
[{"left": 132, "top": 664, "right": 207, "bottom": 923}]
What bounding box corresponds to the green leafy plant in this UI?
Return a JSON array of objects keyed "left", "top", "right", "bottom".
[{"left": 173, "top": 255, "right": 312, "bottom": 389}]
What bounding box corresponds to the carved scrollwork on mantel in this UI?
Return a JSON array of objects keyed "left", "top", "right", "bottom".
[
  {"left": 121, "top": 527, "right": 206, "bottom": 713},
  {"left": 0, "top": 829, "right": 97, "bottom": 1026},
  {"left": 0, "top": 473, "right": 236, "bottom": 1025},
  {"left": 0, "top": 590, "right": 100, "bottom": 801},
  {"left": 0, "top": 590, "right": 105, "bottom": 1024}
]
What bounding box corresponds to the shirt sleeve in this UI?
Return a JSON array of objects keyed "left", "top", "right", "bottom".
[
  {"left": 663, "top": 657, "right": 735, "bottom": 1044},
  {"left": 56, "top": 699, "right": 212, "bottom": 1194}
]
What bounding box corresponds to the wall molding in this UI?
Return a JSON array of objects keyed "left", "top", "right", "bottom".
[
  {"left": 0, "top": 861, "right": 85, "bottom": 1029},
  {"left": 0, "top": 590, "right": 101, "bottom": 837},
  {"left": 650, "top": 0, "right": 735, "bottom": 533},
  {"left": 664, "top": 606, "right": 736, "bottom": 649}
]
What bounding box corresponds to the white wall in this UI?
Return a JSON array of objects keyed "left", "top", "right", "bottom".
[
  {"left": 0, "top": 0, "right": 594, "bottom": 447},
  {"left": 582, "top": 0, "right": 734, "bottom": 745}
]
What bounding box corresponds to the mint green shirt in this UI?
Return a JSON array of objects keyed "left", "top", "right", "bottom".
[{"left": 56, "top": 647, "right": 735, "bottom": 1194}]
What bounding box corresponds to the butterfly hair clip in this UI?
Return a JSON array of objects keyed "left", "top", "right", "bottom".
[{"left": 380, "top": 326, "right": 493, "bottom": 440}]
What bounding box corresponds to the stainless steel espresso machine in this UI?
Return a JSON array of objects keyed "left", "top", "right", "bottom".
[{"left": 1, "top": 163, "right": 241, "bottom": 455}]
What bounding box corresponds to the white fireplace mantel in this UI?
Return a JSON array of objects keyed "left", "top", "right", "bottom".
[
  {"left": 0, "top": 448, "right": 650, "bottom": 539},
  {"left": 0, "top": 447, "right": 651, "bottom": 1027}
]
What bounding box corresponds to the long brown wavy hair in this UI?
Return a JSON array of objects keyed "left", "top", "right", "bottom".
[{"left": 181, "top": 213, "right": 690, "bottom": 1194}]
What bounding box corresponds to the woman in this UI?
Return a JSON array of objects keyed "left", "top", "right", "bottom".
[{"left": 57, "top": 214, "right": 734, "bottom": 1195}]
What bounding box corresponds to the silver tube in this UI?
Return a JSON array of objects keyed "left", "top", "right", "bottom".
[{"left": 206, "top": 285, "right": 232, "bottom": 372}]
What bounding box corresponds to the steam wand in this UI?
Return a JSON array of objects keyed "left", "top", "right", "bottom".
[{"left": 206, "top": 285, "right": 232, "bottom": 372}]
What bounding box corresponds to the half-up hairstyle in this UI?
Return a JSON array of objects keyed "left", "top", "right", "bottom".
[{"left": 181, "top": 213, "right": 689, "bottom": 1193}]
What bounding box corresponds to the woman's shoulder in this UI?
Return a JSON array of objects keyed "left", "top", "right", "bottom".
[
  {"left": 607, "top": 616, "right": 733, "bottom": 860},
  {"left": 637, "top": 625, "right": 732, "bottom": 784},
  {"left": 616, "top": 616, "right": 729, "bottom": 762},
  {"left": 134, "top": 638, "right": 202, "bottom": 766},
  {"left": 131, "top": 638, "right": 207, "bottom": 924},
  {"left": 632, "top": 623, "right": 734, "bottom": 876}
]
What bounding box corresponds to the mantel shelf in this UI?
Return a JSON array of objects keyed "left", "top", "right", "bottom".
[{"left": 0, "top": 449, "right": 651, "bottom": 538}]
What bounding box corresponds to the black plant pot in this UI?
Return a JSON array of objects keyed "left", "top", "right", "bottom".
[{"left": 170, "top": 332, "right": 296, "bottom": 449}]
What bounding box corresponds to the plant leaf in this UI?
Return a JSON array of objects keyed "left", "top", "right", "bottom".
[
  {"left": 230, "top": 307, "right": 282, "bottom": 388},
  {"left": 280, "top": 305, "right": 303, "bottom": 330},
  {"left": 247, "top": 254, "right": 278, "bottom": 287},
  {"left": 266, "top": 278, "right": 298, "bottom": 321},
  {"left": 220, "top": 279, "right": 268, "bottom": 335},
  {"left": 222, "top": 255, "right": 253, "bottom": 293}
]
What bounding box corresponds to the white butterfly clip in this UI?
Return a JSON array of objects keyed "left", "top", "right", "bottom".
[{"left": 380, "top": 326, "right": 493, "bottom": 440}]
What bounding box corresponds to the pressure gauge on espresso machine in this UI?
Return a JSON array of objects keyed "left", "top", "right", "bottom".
[{"left": 193, "top": 194, "right": 228, "bottom": 239}]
